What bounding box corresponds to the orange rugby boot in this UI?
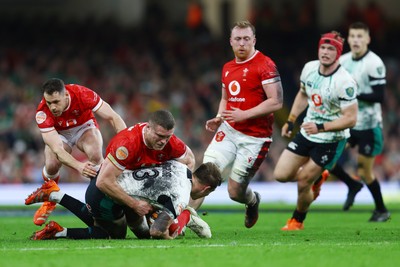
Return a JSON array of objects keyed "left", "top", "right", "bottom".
[
  {"left": 25, "top": 180, "right": 60, "bottom": 205},
  {"left": 25, "top": 180, "right": 60, "bottom": 226},
  {"left": 312, "top": 170, "right": 329, "bottom": 200},
  {"left": 31, "top": 221, "right": 64, "bottom": 240},
  {"left": 281, "top": 218, "right": 304, "bottom": 231}
]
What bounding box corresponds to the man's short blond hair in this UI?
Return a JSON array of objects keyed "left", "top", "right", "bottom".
[{"left": 231, "top": 20, "right": 256, "bottom": 36}]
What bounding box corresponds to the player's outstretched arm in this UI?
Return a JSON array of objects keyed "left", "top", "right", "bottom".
[{"left": 95, "top": 101, "right": 127, "bottom": 133}]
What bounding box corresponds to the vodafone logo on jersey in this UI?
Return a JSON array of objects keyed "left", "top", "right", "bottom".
[
  {"left": 228, "top": 80, "right": 241, "bottom": 96},
  {"left": 116, "top": 146, "right": 129, "bottom": 160},
  {"left": 311, "top": 94, "right": 323, "bottom": 107},
  {"left": 36, "top": 111, "right": 47, "bottom": 124},
  {"left": 228, "top": 80, "right": 245, "bottom": 102}
]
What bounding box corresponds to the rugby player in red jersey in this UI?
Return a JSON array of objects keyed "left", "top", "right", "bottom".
[
  {"left": 189, "top": 20, "right": 284, "bottom": 229},
  {"left": 33, "top": 78, "right": 126, "bottom": 226},
  {"left": 27, "top": 110, "right": 221, "bottom": 240}
]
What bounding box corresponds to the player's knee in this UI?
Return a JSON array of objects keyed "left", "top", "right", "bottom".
[
  {"left": 228, "top": 172, "right": 249, "bottom": 202},
  {"left": 228, "top": 190, "right": 242, "bottom": 202},
  {"left": 94, "top": 217, "right": 127, "bottom": 239},
  {"left": 129, "top": 218, "right": 150, "bottom": 239},
  {"left": 88, "top": 153, "right": 103, "bottom": 165},
  {"left": 273, "top": 169, "right": 290, "bottom": 183},
  {"left": 203, "top": 149, "right": 228, "bottom": 172},
  {"left": 274, "top": 176, "right": 287, "bottom": 183},
  {"left": 297, "top": 177, "right": 312, "bottom": 189},
  {"left": 231, "top": 167, "right": 250, "bottom": 184}
]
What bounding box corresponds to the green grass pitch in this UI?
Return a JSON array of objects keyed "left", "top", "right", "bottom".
[{"left": 1, "top": 204, "right": 399, "bottom": 267}]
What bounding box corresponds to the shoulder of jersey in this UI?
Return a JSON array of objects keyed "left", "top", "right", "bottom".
[{"left": 303, "top": 60, "right": 319, "bottom": 70}]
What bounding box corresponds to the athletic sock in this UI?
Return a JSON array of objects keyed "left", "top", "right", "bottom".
[
  {"left": 66, "top": 226, "right": 109, "bottom": 239},
  {"left": 42, "top": 167, "right": 60, "bottom": 183},
  {"left": 49, "top": 191, "right": 65, "bottom": 203},
  {"left": 170, "top": 210, "right": 190, "bottom": 235},
  {"left": 366, "top": 179, "right": 387, "bottom": 212},
  {"left": 330, "top": 164, "right": 360, "bottom": 188},
  {"left": 59, "top": 194, "right": 94, "bottom": 226},
  {"left": 292, "top": 209, "right": 307, "bottom": 223},
  {"left": 247, "top": 191, "right": 257, "bottom": 206},
  {"left": 54, "top": 228, "right": 67, "bottom": 238}
]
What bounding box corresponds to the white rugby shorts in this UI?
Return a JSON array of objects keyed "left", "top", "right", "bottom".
[
  {"left": 203, "top": 122, "right": 272, "bottom": 184},
  {"left": 58, "top": 119, "right": 98, "bottom": 147}
]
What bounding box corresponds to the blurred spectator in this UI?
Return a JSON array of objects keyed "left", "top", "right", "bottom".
[
  {"left": 186, "top": 0, "right": 203, "bottom": 30},
  {"left": 362, "top": 1, "right": 386, "bottom": 37},
  {"left": 343, "top": 0, "right": 363, "bottom": 29}
]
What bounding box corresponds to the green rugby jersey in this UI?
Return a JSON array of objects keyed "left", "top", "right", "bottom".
[
  {"left": 299, "top": 60, "right": 358, "bottom": 143},
  {"left": 340, "top": 50, "right": 386, "bottom": 130}
]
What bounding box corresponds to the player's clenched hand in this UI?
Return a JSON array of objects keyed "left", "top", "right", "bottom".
[
  {"left": 205, "top": 117, "right": 223, "bottom": 132},
  {"left": 281, "top": 121, "right": 294, "bottom": 137},
  {"left": 133, "top": 200, "right": 154, "bottom": 217},
  {"left": 80, "top": 162, "right": 98, "bottom": 178}
]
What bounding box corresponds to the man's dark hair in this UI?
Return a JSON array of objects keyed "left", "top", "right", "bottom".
[
  {"left": 149, "top": 110, "right": 175, "bottom": 130},
  {"left": 42, "top": 78, "right": 65, "bottom": 95},
  {"left": 194, "top": 162, "right": 222, "bottom": 189},
  {"left": 349, "top": 22, "right": 370, "bottom": 33}
]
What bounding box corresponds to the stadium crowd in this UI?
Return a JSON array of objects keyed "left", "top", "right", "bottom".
[{"left": 1, "top": 0, "right": 400, "bottom": 184}]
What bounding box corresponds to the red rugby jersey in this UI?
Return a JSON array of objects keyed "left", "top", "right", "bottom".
[
  {"left": 106, "top": 123, "right": 187, "bottom": 171},
  {"left": 35, "top": 84, "right": 102, "bottom": 133},
  {"left": 221, "top": 50, "right": 281, "bottom": 137}
]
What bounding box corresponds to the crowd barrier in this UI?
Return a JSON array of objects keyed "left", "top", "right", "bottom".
[{"left": 1, "top": 181, "right": 399, "bottom": 205}]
